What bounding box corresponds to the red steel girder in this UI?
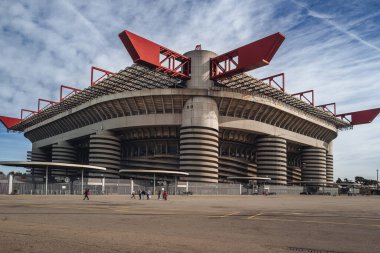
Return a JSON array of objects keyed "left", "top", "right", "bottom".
[
  {"left": 60, "top": 85, "right": 82, "bottom": 102},
  {"left": 210, "top": 32, "right": 285, "bottom": 80},
  {"left": 21, "top": 109, "right": 37, "bottom": 120},
  {"left": 119, "top": 30, "right": 190, "bottom": 79},
  {"left": 38, "top": 98, "right": 57, "bottom": 113},
  {"left": 316, "top": 103, "right": 336, "bottom": 116},
  {"left": 91, "top": 66, "right": 114, "bottom": 86},
  {"left": 260, "top": 73, "right": 285, "bottom": 92},
  {"left": 292, "top": 90, "right": 314, "bottom": 106},
  {"left": 337, "top": 108, "right": 380, "bottom": 125},
  {"left": 0, "top": 116, "right": 22, "bottom": 129}
]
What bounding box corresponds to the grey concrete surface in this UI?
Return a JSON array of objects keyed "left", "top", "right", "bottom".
[{"left": 0, "top": 195, "right": 379, "bottom": 253}]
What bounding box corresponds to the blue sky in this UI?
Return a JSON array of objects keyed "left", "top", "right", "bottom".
[{"left": 0, "top": 0, "right": 379, "bottom": 180}]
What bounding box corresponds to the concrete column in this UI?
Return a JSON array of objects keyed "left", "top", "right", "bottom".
[
  {"left": 183, "top": 50, "right": 217, "bottom": 89},
  {"left": 256, "top": 136, "right": 287, "bottom": 185},
  {"left": 52, "top": 141, "right": 77, "bottom": 177},
  {"left": 101, "top": 177, "right": 105, "bottom": 194},
  {"left": 8, "top": 173, "right": 13, "bottom": 195},
  {"left": 180, "top": 50, "right": 220, "bottom": 183},
  {"left": 89, "top": 131, "right": 121, "bottom": 178},
  {"left": 29, "top": 146, "right": 49, "bottom": 162},
  {"left": 302, "top": 147, "right": 327, "bottom": 184},
  {"left": 52, "top": 141, "right": 76, "bottom": 163},
  {"left": 28, "top": 147, "right": 49, "bottom": 177},
  {"left": 326, "top": 142, "right": 334, "bottom": 183},
  {"left": 180, "top": 97, "right": 219, "bottom": 183}
]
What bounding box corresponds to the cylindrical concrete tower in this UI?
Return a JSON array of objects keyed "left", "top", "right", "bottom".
[
  {"left": 326, "top": 142, "right": 334, "bottom": 183},
  {"left": 302, "top": 147, "right": 327, "bottom": 183},
  {"left": 51, "top": 141, "right": 77, "bottom": 177},
  {"left": 180, "top": 50, "right": 219, "bottom": 183},
  {"left": 51, "top": 141, "right": 76, "bottom": 163},
  {"left": 183, "top": 50, "right": 217, "bottom": 89},
  {"left": 256, "top": 136, "right": 287, "bottom": 185},
  {"left": 89, "top": 131, "right": 121, "bottom": 177},
  {"left": 28, "top": 147, "right": 49, "bottom": 162},
  {"left": 180, "top": 97, "right": 219, "bottom": 183}
]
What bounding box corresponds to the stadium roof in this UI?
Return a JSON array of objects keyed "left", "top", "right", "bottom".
[
  {"left": 0, "top": 161, "right": 106, "bottom": 171},
  {"left": 8, "top": 64, "right": 350, "bottom": 132}
]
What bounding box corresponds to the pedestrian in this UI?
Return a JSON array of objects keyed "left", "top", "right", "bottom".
[
  {"left": 158, "top": 190, "right": 161, "bottom": 200},
  {"left": 138, "top": 189, "right": 142, "bottom": 200},
  {"left": 147, "top": 190, "right": 151, "bottom": 200},
  {"left": 131, "top": 190, "right": 136, "bottom": 199},
  {"left": 163, "top": 190, "right": 168, "bottom": 201},
  {"left": 83, "top": 188, "right": 90, "bottom": 200},
  {"left": 142, "top": 190, "right": 146, "bottom": 200}
]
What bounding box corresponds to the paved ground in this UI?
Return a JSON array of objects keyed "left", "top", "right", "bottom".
[{"left": 0, "top": 195, "right": 379, "bottom": 253}]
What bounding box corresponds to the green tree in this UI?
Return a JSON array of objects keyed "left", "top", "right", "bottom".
[
  {"left": 336, "top": 178, "right": 342, "bottom": 183},
  {"left": 355, "top": 176, "right": 365, "bottom": 184}
]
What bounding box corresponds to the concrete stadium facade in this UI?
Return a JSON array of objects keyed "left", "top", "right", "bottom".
[{"left": 11, "top": 48, "right": 350, "bottom": 186}]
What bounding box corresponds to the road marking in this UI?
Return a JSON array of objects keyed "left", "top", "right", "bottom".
[
  {"left": 252, "top": 217, "right": 380, "bottom": 229},
  {"left": 247, "top": 212, "right": 262, "bottom": 219},
  {"left": 209, "top": 211, "right": 240, "bottom": 218}
]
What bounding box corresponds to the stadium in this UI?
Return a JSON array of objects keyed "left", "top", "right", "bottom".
[{"left": 1, "top": 29, "right": 379, "bottom": 191}]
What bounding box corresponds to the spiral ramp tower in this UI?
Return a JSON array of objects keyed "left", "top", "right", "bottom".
[
  {"left": 51, "top": 141, "right": 78, "bottom": 177},
  {"left": 326, "top": 143, "right": 334, "bottom": 184},
  {"left": 89, "top": 131, "right": 121, "bottom": 178},
  {"left": 256, "top": 136, "right": 287, "bottom": 185},
  {"left": 301, "top": 147, "right": 327, "bottom": 184}
]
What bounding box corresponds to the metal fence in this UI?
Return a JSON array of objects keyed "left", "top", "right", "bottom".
[
  {"left": 0, "top": 178, "right": 350, "bottom": 196},
  {"left": 0, "top": 179, "right": 241, "bottom": 195}
]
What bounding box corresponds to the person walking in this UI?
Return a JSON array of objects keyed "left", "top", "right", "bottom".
[
  {"left": 147, "top": 190, "right": 151, "bottom": 200},
  {"left": 141, "top": 190, "right": 146, "bottom": 200},
  {"left": 83, "top": 188, "right": 90, "bottom": 200},
  {"left": 131, "top": 190, "right": 136, "bottom": 199},
  {"left": 158, "top": 190, "right": 161, "bottom": 200},
  {"left": 138, "top": 189, "right": 142, "bottom": 200},
  {"left": 163, "top": 190, "right": 168, "bottom": 201}
]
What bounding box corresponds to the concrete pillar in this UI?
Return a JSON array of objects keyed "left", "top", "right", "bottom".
[
  {"left": 256, "top": 136, "right": 287, "bottom": 185},
  {"left": 29, "top": 146, "right": 49, "bottom": 162},
  {"left": 101, "top": 177, "right": 105, "bottom": 194},
  {"left": 180, "top": 50, "right": 220, "bottom": 183},
  {"left": 8, "top": 173, "right": 13, "bottom": 195},
  {"left": 52, "top": 141, "right": 76, "bottom": 163},
  {"left": 183, "top": 50, "right": 217, "bottom": 89},
  {"left": 89, "top": 131, "right": 121, "bottom": 178},
  {"left": 302, "top": 147, "right": 327, "bottom": 184},
  {"left": 28, "top": 147, "right": 49, "bottom": 177},
  {"left": 51, "top": 141, "right": 77, "bottom": 177},
  {"left": 326, "top": 142, "right": 334, "bottom": 183},
  {"left": 180, "top": 97, "right": 219, "bottom": 183}
]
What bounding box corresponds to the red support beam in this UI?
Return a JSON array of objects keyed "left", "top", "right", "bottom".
[
  {"left": 60, "top": 85, "right": 82, "bottom": 102},
  {"left": 0, "top": 116, "right": 22, "bottom": 129},
  {"left": 91, "top": 66, "right": 114, "bottom": 86},
  {"left": 292, "top": 90, "right": 314, "bottom": 106},
  {"left": 260, "top": 73, "right": 285, "bottom": 92},
  {"left": 38, "top": 98, "right": 57, "bottom": 112},
  {"left": 336, "top": 108, "right": 380, "bottom": 125},
  {"left": 210, "top": 32, "right": 285, "bottom": 80},
  {"left": 316, "top": 102, "right": 336, "bottom": 116},
  {"left": 21, "top": 109, "right": 37, "bottom": 120},
  {"left": 119, "top": 30, "right": 190, "bottom": 79}
]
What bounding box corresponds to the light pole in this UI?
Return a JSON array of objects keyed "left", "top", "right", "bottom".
[{"left": 377, "top": 169, "right": 379, "bottom": 190}]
